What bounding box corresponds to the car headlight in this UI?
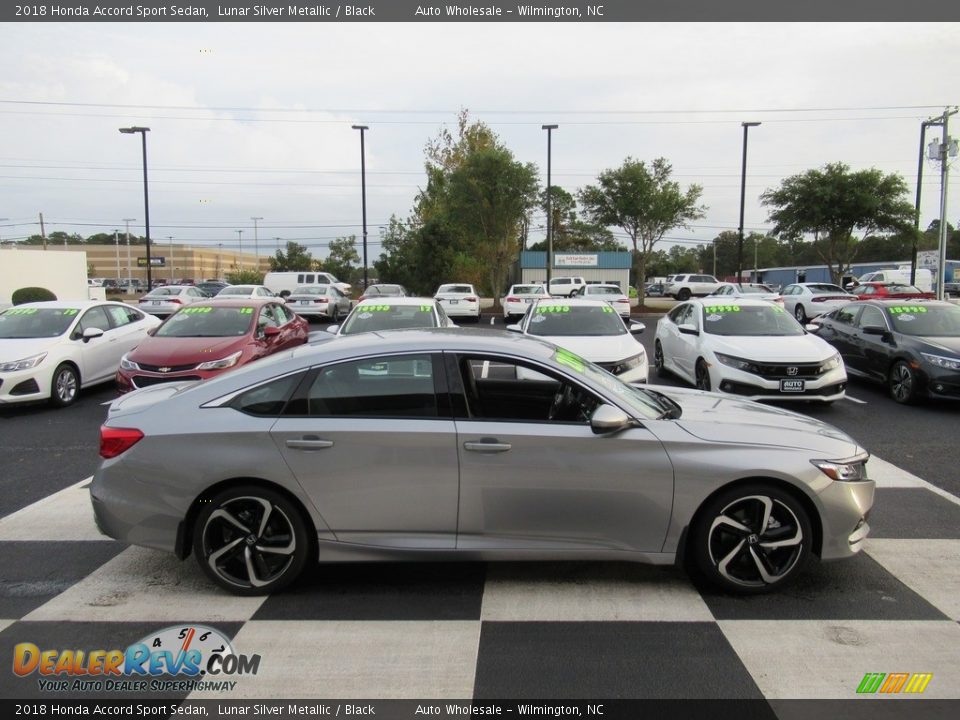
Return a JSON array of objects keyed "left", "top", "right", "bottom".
[
  {"left": 119, "top": 354, "right": 140, "bottom": 371},
  {"left": 811, "top": 459, "right": 868, "bottom": 482},
  {"left": 0, "top": 352, "right": 48, "bottom": 373},
  {"left": 196, "top": 350, "right": 243, "bottom": 371},
  {"left": 611, "top": 352, "right": 645, "bottom": 375},
  {"left": 714, "top": 352, "right": 760, "bottom": 375},
  {"left": 921, "top": 353, "right": 960, "bottom": 371},
  {"left": 819, "top": 352, "right": 843, "bottom": 372}
]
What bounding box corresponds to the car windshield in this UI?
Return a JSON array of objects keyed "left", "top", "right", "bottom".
[
  {"left": 369, "top": 285, "right": 404, "bottom": 295},
  {"left": 586, "top": 286, "right": 622, "bottom": 296},
  {"left": 512, "top": 285, "right": 544, "bottom": 295},
  {"left": 808, "top": 284, "right": 846, "bottom": 294},
  {"left": 292, "top": 286, "right": 329, "bottom": 295},
  {"left": 145, "top": 288, "right": 180, "bottom": 297},
  {"left": 738, "top": 285, "right": 775, "bottom": 294},
  {"left": 155, "top": 306, "right": 254, "bottom": 337},
  {"left": 886, "top": 304, "right": 960, "bottom": 337},
  {"left": 0, "top": 308, "right": 77, "bottom": 338},
  {"left": 526, "top": 304, "right": 627, "bottom": 337},
  {"left": 218, "top": 287, "right": 254, "bottom": 295},
  {"left": 339, "top": 303, "right": 438, "bottom": 335},
  {"left": 883, "top": 284, "right": 921, "bottom": 293},
  {"left": 701, "top": 303, "right": 804, "bottom": 336},
  {"left": 438, "top": 285, "right": 473, "bottom": 294}
]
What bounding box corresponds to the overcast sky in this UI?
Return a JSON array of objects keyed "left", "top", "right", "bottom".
[{"left": 1, "top": 21, "right": 957, "bottom": 264}]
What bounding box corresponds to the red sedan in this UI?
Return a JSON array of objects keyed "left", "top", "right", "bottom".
[
  {"left": 116, "top": 298, "right": 308, "bottom": 393},
  {"left": 853, "top": 282, "right": 935, "bottom": 300}
]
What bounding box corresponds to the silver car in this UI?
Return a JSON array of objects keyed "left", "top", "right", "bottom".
[
  {"left": 91, "top": 329, "right": 874, "bottom": 596},
  {"left": 285, "top": 285, "right": 352, "bottom": 322},
  {"left": 137, "top": 285, "right": 208, "bottom": 316},
  {"left": 781, "top": 283, "right": 858, "bottom": 323}
]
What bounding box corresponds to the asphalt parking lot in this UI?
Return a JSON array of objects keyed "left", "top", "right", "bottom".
[{"left": 1, "top": 313, "right": 958, "bottom": 707}]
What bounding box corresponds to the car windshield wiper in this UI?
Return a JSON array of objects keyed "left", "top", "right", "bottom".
[{"left": 641, "top": 387, "right": 682, "bottom": 419}]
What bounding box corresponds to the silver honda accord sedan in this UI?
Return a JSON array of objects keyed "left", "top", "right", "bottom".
[{"left": 90, "top": 328, "right": 874, "bottom": 596}]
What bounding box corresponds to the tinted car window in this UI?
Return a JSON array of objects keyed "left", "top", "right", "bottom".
[
  {"left": 233, "top": 373, "right": 304, "bottom": 416},
  {"left": 835, "top": 306, "right": 859, "bottom": 325},
  {"left": 302, "top": 354, "right": 437, "bottom": 418},
  {"left": 0, "top": 308, "right": 77, "bottom": 338},
  {"left": 701, "top": 304, "right": 803, "bottom": 337},
  {"left": 340, "top": 304, "right": 438, "bottom": 335},
  {"left": 857, "top": 305, "right": 887, "bottom": 330},
  {"left": 78, "top": 306, "right": 112, "bottom": 333}
]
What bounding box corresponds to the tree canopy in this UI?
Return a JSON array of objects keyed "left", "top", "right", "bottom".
[{"left": 268, "top": 241, "right": 314, "bottom": 272}]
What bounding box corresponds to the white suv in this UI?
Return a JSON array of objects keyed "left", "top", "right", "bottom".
[
  {"left": 547, "top": 276, "right": 586, "bottom": 297},
  {"left": 664, "top": 274, "right": 721, "bottom": 301}
]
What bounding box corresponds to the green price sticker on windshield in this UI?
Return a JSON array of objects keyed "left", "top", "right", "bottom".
[
  {"left": 601, "top": 306, "right": 614, "bottom": 313},
  {"left": 62, "top": 309, "right": 79, "bottom": 316},
  {"left": 419, "top": 305, "right": 432, "bottom": 312},
  {"left": 537, "top": 305, "right": 570, "bottom": 314},
  {"left": 182, "top": 307, "right": 213, "bottom": 314},
  {"left": 554, "top": 348, "right": 585, "bottom": 373},
  {"left": 5, "top": 308, "right": 40, "bottom": 315},
  {"left": 890, "top": 306, "right": 927, "bottom": 314},
  {"left": 366, "top": 305, "right": 392, "bottom": 312},
  {"left": 238, "top": 307, "right": 254, "bottom": 315},
  {"left": 704, "top": 305, "right": 740, "bottom": 313}
]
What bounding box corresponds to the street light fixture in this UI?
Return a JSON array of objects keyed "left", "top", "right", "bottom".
[
  {"left": 351, "top": 125, "right": 369, "bottom": 289},
  {"left": 542, "top": 124, "right": 558, "bottom": 288},
  {"left": 737, "top": 122, "right": 761, "bottom": 288},
  {"left": 118, "top": 126, "right": 153, "bottom": 291}
]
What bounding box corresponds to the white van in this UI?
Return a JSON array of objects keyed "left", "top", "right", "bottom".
[
  {"left": 852, "top": 268, "right": 932, "bottom": 292},
  {"left": 263, "top": 271, "right": 351, "bottom": 297}
]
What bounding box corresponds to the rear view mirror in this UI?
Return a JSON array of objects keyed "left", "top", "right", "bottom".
[
  {"left": 590, "top": 404, "right": 634, "bottom": 435},
  {"left": 629, "top": 321, "right": 646, "bottom": 335},
  {"left": 678, "top": 324, "right": 699, "bottom": 336},
  {"left": 82, "top": 327, "right": 104, "bottom": 343},
  {"left": 325, "top": 325, "right": 339, "bottom": 335},
  {"left": 506, "top": 324, "right": 522, "bottom": 333}
]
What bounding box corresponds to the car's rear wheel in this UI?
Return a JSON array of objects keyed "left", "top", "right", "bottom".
[
  {"left": 193, "top": 485, "right": 312, "bottom": 596},
  {"left": 794, "top": 304, "right": 806, "bottom": 323},
  {"left": 692, "top": 484, "right": 812, "bottom": 594},
  {"left": 678, "top": 288, "right": 691, "bottom": 301},
  {"left": 330, "top": 306, "right": 340, "bottom": 323},
  {"left": 49, "top": 363, "right": 79, "bottom": 408},
  {"left": 695, "top": 359, "right": 711, "bottom": 391},
  {"left": 888, "top": 360, "right": 919, "bottom": 404},
  {"left": 654, "top": 340, "right": 667, "bottom": 377}
]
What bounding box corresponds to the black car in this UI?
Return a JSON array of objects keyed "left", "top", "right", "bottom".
[{"left": 813, "top": 299, "right": 960, "bottom": 403}]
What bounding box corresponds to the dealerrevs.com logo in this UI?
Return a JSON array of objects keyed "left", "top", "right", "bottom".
[
  {"left": 13, "top": 625, "right": 260, "bottom": 693},
  {"left": 857, "top": 672, "right": 933, "bottom": 695}
]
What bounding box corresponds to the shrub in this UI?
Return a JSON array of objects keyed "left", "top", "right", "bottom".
[{"left": 12, "top": 287, "right": 57, "bottom": 305}]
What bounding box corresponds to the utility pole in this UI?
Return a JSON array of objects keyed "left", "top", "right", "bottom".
[
  {"left": 39, "top": 212, "right": 47, "bottom": 250},
  {"left": 912, "top": 120, "right": 940, "bottom": 286},
  {"left": 236, "top": 230, "right": 243, "bottom": 271},
  {"left": 123, "top": 218, "right": 135, "bottom": 288},
  {"left": 251, "top": 217, "right": 262, "bottom": 272},
  {"left": 114, "top": 230, "right": 120, "bottom": 281},
  {"left": 932, "top": 107, "right": 958, "bottom": 301},
  {"left": 167, "top": 236, "right": 174, "bottom": 282}
]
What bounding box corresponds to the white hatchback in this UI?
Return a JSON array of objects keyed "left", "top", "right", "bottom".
[
  {"left": 508, "top": 298, "right": 648, "bottom": 384},
  {"left": 434, "top": 283, "right": 481, "bottom": 323},
  {"left": 654, "top": 298, "right": 846, "bottom": 403},
  {"left": 0, "top": 301, "right": 161, "bottom": 407}
]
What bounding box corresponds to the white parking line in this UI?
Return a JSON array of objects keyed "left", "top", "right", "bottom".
[{"left": 843, "top": 395, "right": 868, "bottom": 404}]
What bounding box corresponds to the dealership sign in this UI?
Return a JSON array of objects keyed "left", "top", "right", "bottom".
[
  {"left": 555, "top": 254, "right": 598, "bottom": 267},
  {"left": 137, "top": 256, "right": 166, "bottom": 267}
]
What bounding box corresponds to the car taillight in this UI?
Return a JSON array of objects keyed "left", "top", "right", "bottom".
[
  {"left": 100, "top": 426, "right": 144, "bottom": 459},
  {"left": 811, "top": 297, "right": 827, "bottom": 302},
  {"left": 465, "top": 297, "right": 478, "bottom": 302},
  {"left": 506, "top": 296, "right": 519, "bottom": 303},
  {"left": 170, "top": 298, "right": 183, "bottom": 304},
  {"left": 358, "top": 295, "right": 367, "bottom": 301},
  {"left": 314, "top": 297, "right": 329, "bottom": 303}
]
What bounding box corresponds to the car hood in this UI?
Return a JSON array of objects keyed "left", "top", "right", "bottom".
[
  {"left": 917, "top": 335, "right": 960, "bottom": 355},
  {"left": 705, "top": 334, "right": 835, "bottom": 362},
  {"left": 535, "top": 333, "right": 644, "bottom": 362},
  {"left": 0, "top": 336, "right": 64, "bottom": 361},
  {"left": 665, "top": 387, "right": 863, "bottom": 456},
  {"left": 128, "top": 336, "right": 248, "bottom": 365}
]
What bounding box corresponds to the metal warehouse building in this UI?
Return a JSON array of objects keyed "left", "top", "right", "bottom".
[
  {"left": 756, "top": 259, "right": 959, "bottom": 289},
  {"left": 514, "top": 251, "right": 632, "bottom": 289}
]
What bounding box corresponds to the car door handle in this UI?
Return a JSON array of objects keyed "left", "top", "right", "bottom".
[
  {"left": 285, "top": 437, "right": 334, "bottom": 450},
  {"left": 463, "top": 441, "right": 512, "bottom": 453}
]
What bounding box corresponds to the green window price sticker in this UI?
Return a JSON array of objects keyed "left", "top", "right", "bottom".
[
  {"left": 537, "top": 305, "right": 570, "bottom": 313},
  {"left": 238, "top": 307, "right": 254, "bottom": 315},
  {"left": 554, "top": 348, "right": 585, "bottom": 373},
  {"left": 182, "top": 307, "right": 214, "bottom": 314},
  {"left": 890, "top": 306, "right": 927, "bottom": 314},
  {"left": 703, "top": 305, "right": 741, "bottom": 313}
]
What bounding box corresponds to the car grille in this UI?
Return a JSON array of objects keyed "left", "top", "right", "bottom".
[
  {"left": 131, "top": 375, "right": 202, "bottom": 388},
  {"left": 10, "top": 378, "right": 39, "bottom": 396},
  {"left": 137, "top": 362, "right": 198, "bottom": 373},
  {"left": 721, "top": 380, "right": 846, "bottom": 397},
  {"left": 751, "top": 362, "right": 826, "bottom": 379}
]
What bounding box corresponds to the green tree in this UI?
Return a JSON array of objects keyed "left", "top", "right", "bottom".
[
  {"left": 269, "top": 241, "right": 314, "bottom": 272},
  {"left": 760, "top": 162, "right": 915, "bottom": 285},
  {"left": 323, "top": 235, "right": 361, "bottom": 285},
  {"left": 225, "top": 269, "right": 265, "bottom": 284},
  {"left": 578, "top": 157, "right": 705, "bottom": 304},
  {"left": 529, "top": 187, "right": 623, "bottom": 253}
]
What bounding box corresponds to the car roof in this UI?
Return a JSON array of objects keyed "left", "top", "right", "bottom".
[
  {"left": 8, "top": 300, "right": 133, "bottom": 310},
  {"left": 858, "top": 299, "right": 945, "bottom": 307},
  {"left": 532, "top": 297, "right": 611, "bottom": 307},
  {"left": 197, "top": 297, "right": 276, "bottom": 307},
  {"left": 584, "top": 284, "right": 623, "bottom": 290},
  {"left": 688, "top": 297, "right": 776, "bottom": 307}
]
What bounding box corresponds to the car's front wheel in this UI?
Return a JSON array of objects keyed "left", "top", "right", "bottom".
[
  {"left": 193, "top": 485, "right": 312, "bottom": 595},
  {"left": 49, "top": 363, "right": 79, "bottom": 408},
  {"left": 888, "top": 360, "right": 919, "bottom": 404},
  {"left": 692, "top": 484, "right": 813, "bottom": 594},
  {"left": 654, "top": 340, "right": 667, "bottom": 377},
  {"left": 695, "top": 359, "right": 711, "bottom": 391},
  {"left": 794, "top": 304, "right": 806, "bottom": 323}
]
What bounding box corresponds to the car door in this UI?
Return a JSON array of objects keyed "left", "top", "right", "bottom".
[
  {"left": 824, "top": 304, "right": 862, "bottom": 372},
  {"left": 102, "top": 304, "right": 152, "bottom": 358},
  {"left": 270, "top": 352, "right": 459, "bottom": 548},
  {"left": 72, "top": 306, "right": 120, "bottom": 384},
  {"left": 449, "top": 353, "right": 674, "bottom": 552},
  {"left": 852, "top": 304, "right": 894, "bottom": 381}
]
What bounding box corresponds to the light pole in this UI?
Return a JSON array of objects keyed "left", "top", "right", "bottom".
[
  {"left": 912, "top": 119, "right": 940, "bottom": 286},
  {"left": 251, "top": 216, "right": 262, "bottom": 271},
  {"left": 217, "top": 243, "right": 223, "bottom": 278},
  {"left": 542, "top": 124, "right": 558, "bottom": 288},
  {"left": 737, "top": 122, "right": 761, "bottom": 287},
  {"left": 114, "top": 230, "right": 120, "bottom": 282},
  {"left": 235, "top": 230, "right": 243, "bottom": 271},
  {"left": 167, "top": 236, "right": 174, "bottom": 282},
  {"left": 123, "top": 218, "right": 135, "bottom": 288},
  {"left": 351, "top": 125, "right": 369, "bottom": 289},
  {"left": 118, "top": 126, "right": 153, "bottom": 291},
  {"left": 274, "top": 237, "right": 281, "bottom": 253}
]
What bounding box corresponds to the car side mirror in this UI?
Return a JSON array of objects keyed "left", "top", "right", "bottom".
[
  {"left": 629, "top": 321, "right": 645, "bottom": 335},
  {"left": 678, "top": 324, "right": 699, "bottom": 336},
  {"left": 805, "top": 323, "right": 821, "bottom": 333},
  {"left": 861, "top": 325, "right": 885, "bottom": 336},
  {"left": 146, "top": 327, "right": 157, "bottom": 336},
  {"left": 325, "top": 325, "right": 339, "bottom": 335},
  {"left": 590, "top": 404, "right": 634, "bottom": 435},
  {"left": 263, "top": 326, "right": 281, "bottom": 338},
  {"left": 506, "top": 324, "right": 522, "bottom": 333},
  {"left": 81, "top": 327, "right": 104, "bottom": 343}
]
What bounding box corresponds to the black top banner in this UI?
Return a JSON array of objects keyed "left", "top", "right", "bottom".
[{"left": 4, "top": 0, "right": 960, "bottom": 22}]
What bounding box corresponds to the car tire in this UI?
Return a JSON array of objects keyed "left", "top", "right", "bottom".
[
  {"left": 654, "top": 340, "right": 667, "bottom": 378},
  {"left": 330, "top": 306, "right": 340, "bottom": 324},
  {"left": 691, "top": 483, "right": 813, "bottom": 594},
  {"left": 695, "top": 359, "right": 711, "bottom": 391},
  {"left": 49, "top": 363, "right": 79, "bottom": 408},
  {"left": 888, "top": 360, "right": 919, "bottom": 404},
  {"left": 794, "top": 305, "right": 806, "bottom": 323},
  {"left": 193, "top": 485, "right": 313, "bottom": 596},
  {"left": 677, "top": 288, "right": 691, "bottom": 301}
]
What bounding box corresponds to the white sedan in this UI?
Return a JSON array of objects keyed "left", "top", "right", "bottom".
[
  {"left": 781, "top": 282, "right": 858, "bottom": 323},
  {"left": 508, "top": 298, "right": 648, "bottom": 384},
  {"left": 709, "top": 283, "right": 784, "bottom": 307},
  {"left": 138, "top": 285, "right": 209, "bottom": 316},
  {"left": 580, "top": 284, "right": 632, "bottom": 318},
  {"left": 434, "top": 283, "right": 481, "bottom": 323},
  {"left": 215, "top": 285, "right": 284, "bottom": 301},
  {"left": 501, "top": 283, "right": 549, "bottom": 320},
  {"left": 0, "top": 301, "right": 161, "bottom": 407},
  {"left": 654, "top": 298, "right": 846, "bottom": 403}
]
